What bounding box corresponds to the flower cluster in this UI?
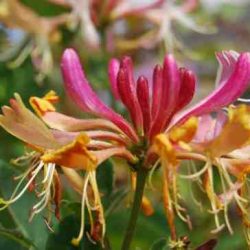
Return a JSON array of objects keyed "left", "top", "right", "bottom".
[{"left": 1, "top": 48, "right": 250, "bottom": 247}]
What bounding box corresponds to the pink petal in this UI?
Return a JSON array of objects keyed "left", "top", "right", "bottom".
[
  {"left": 52, "top": 129, "right": 127, "bottom": 145},
  {"left": 117, "top": 58, "right": 143, "bottom": 133},
  {"left": 61, "top": 49, "right": 138, "bottom": 142},
  {"left": 150, "top": 55, "right": 181, "bottom": 138},
  {"left": 43, "top": 111, "right": 121, "bottom": 133},
  {"left": 175, "top": 67, "right": 196, "bottom": 112},
  {"left": 151, "top": 64, "right": 163, "bottom": 120},
  {"left": 193, "top": 111, "right": 227, "bottom": 143},
  {"left": 137, "top": 76, "right": 151, "bottom": 135},
  {"left": 215, "top": 50, "right": 239, "bottom": 86},
  {"left": 173, "top": 52, "right": 250, "bottom": 126},
  {"left": 94, "top": 147, "right": 136, "bottom": 164},
  {"left": 108, "top": 58, "right": 120, "bottom": 100}
]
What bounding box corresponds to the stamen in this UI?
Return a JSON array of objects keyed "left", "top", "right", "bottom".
[
  {"left": 71, "top": 173, "right": 90, "bottom": 246},
  {"left": 89, "top": 171, "right": 106, "bottom": 240},
  {"left": 148, "top": 159, "right": 160, "bottom": 190},
  {"left": 0, "top": 161, "right": 44, "bottom": 209},
  {"left": 238, "top": 98, "right": 250, "bottom": 103},
  {"left": 218, "top": 166, "right": 233, "bottom": 234},
  {"left": 30, "top": 163, "right": 55, "bottom": 220},
  {"left": 179, "top": 161, "right": 209, "bottom": 179}
]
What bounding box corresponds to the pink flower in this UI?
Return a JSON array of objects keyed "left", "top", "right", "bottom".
[{"left": 61, "top": 49, "right": 250, "bottom": 143}]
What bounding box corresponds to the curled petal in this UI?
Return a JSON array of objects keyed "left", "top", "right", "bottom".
[
  {"left": 173, "top": 52, "right": 250, "bottom": 126},
  {"left": 215, "top": 50, "right": 239, "bottom": 87},
  {"left": 29, "top": 91, "right": 59, "bottom": 117},
  {"left": 203, "top": 105, "right": 250, "bottom": 158},
  {"left": 0, "top": 94, "right": 58, "bottom": 149},
  {"left": 61, "top": 49, "right": 138, "bottom": 142},
  {"left": 169, "top": 116, "right": 198, "bottom": 143},
  {"left": 193, "top": 111, "right": 227, "bottom": 143},
  {"left": 94, "top": 147, "right": 137, "bottom": 165},
  {"left": 41, "top": 134, "right": 97, "bottom": 170},
  {"left": 153, "top": 134, "right": 177, "bottom": 165},
  {"left": 108, "top": 58, "right": 120, "bottom": 100}
]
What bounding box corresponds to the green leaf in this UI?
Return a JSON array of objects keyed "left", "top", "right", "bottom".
[
  {"left": 0, "top": 160, "right": 49, "bottom": 249},
  {"left": 0, "top": 228, "right": 34, "bottom": 249},
  {"left": 20, "top": 0, "right": 69, "bottom": 16},
  {"left": 150, "top": 238, "right": 168, "bottom": 250},
  {"left": 46, "top": 214, "right": 103, "bottom": 250},
  {"left": 96, "top": 160, "right": 114, "bottom": 198}
]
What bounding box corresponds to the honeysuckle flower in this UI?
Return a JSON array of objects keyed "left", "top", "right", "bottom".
[
  {"left": 152, "top": 104, "right": 250, "bottom": 240},
  {"left": 1, "top": 49, "right": 250, "bottom": 246},
  {"left": 0, "top": 92, "right": 136, "bottom": 245},
  {"left": 109, "top": 0, "right": 215, "bottom": 52},
  {"left": 0, "top": 0, "right": 69, "bottom": 78},
  {"left": 57, "top": 48, "right": 250, "bottom": 244},
  {"left": 184, "top": 105, "right": 250, "bottom": 236},
  {"left": 48, "top": 0, "right": 212, "bottom": 53}
]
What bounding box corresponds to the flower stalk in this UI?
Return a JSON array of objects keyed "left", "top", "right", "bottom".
[{"left": 121, "top": 167, "right": 149, "bottom": 250}]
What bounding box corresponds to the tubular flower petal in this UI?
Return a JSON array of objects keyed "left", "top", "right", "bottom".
[
  {"left": 108, "top": 58, "right": 120, "bottom": 100},
  {"left": 41, "top": 134, "right": 97, "bottom": 170},
  {"left": 117, "top": 57, "right": 144, "bottom": 133},
  {"left": 136, "top": 76, "right": 151, "bottom": 135},
  {"left": 151, "top": 64, "right": 163, "bottom": 120},
  {"left": 150, "top": 55, "right": 181, "bottom": 138},
  {"left": 0, "top": 93, "right": 59, "bottom": 149},
  {"left": 61, "top": 48, "right": 138, "bottom": 142},
  {"left": 173, "top": 52, "right": 250, "bottom": 126},
  {"left": 42, "top": 112, "right": 122, "bottom": 134},
  {"left": 175, "top": 68, "right": 196, "bottom": 112}
]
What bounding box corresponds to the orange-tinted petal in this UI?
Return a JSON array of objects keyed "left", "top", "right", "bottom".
[
  {"left": 205, "top": 105, "right": 250, "bottom": 158},
  {"left": 41, "top": 134, "right": 97, "bottom": 170},
  {"left": 169, "top": 116, "right": 198, "bottom": 143},
  {"left": 153, "top": 134, "right": 177, "bottom": 165},
  {"left": 0, "top": 93, "right": 58, "bottom": 149},
  {"left": 29, "top": 91, "right": 59, "bottom": 117}
]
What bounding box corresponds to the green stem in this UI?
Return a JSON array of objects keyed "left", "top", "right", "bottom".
[
  {"left": 121, "top": 168, "right": 149, "bottom": 250},
  {"left": 103, "top": 236, "right": 112, "bottom": 250}
]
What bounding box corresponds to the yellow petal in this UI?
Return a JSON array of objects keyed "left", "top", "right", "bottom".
[
  {"left": 206, "top": 105, "right": 250, "bottom": 158},
  {"left": 141, "top": 196, "right": 154, "bottom": 216},
  {"left": 169, "top": 116, "right": 198, "bottom": 143},
  {"left": 153, "top": 134, "right": 177, "bottom": 165},
  {"left": 29, "top": 91, "right": 59, "bottom": 117},
  {"left": 41, "top": 134, "right": 97, "bottom": 170}
]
